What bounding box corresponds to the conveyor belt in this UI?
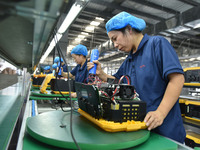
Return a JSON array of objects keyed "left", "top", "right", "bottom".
[{"left": 26, "top": 110, "right": 150, "bottom": 149}]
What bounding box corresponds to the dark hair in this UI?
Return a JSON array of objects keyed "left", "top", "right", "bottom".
[{"left": 116, "top": 25, "right": 141, "bottom": 35}]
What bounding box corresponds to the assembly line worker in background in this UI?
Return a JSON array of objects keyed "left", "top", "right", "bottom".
[
  {"left": 52, "top": 63, "right": 58, "bottom": 75},
  {"left": 54, "top": 56, "right": 68, "bottom": 72},
  {"left": 87, "top": 11, "right": 186, "bottom": 143},
  {"left": 61, "top": 44, "right": 89, "bottom": 97},
  {"left": 43, "top": 66, "right": 52, "bottom": 74}
]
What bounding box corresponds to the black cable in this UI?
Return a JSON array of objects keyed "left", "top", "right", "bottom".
[{"left": 53, "top": 30, "right": 81, "bottom": 150}]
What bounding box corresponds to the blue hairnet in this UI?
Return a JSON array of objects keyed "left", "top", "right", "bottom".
[
  {"left": 71, "top": 44, "right": 88, "bottom": 56},
  {"left": 54, "top": 57, "right": 63, "bottom": 63},
  {"left": 52, "top": 63, "right": 57, "bottom": 69},
  {"left": 106, "top": 11, "right": 146, "bottom": 33},
  {"left": 44, "top": 66, "right": 50, "bottom": 70}
]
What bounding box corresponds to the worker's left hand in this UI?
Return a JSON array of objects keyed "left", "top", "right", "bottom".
[
  {"left": 71, "top": 92, "right": 77, "bottom": 98},
  {"left": 143, "top": 110, "right": 165, "bottom": 130}
]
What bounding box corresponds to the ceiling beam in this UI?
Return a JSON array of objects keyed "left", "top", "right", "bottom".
[
  {"left": 130, "top": 0, "right": 179, "bottom": 14},
  {"left": 89, "top": 0, "right": 165, "bottom": 21},
  {"left": 178, "top": 0, "right": 200, "bottom": 6},
  {"left": 154, "top": 5, "right": 200, "bottom": 34}
]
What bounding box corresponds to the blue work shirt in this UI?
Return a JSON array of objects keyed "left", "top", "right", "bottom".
[
  {"left": 62, "top": 64, "right": 68, "bottom": 72},
  {"left": 113, "top": 34, "right": 186, "bottom": 143},
  {"left": 70, "top": 59, "right": 89, "bottom": 83},
  {"left": 44, "top": 70, "right": 52, "bottom": 74}
]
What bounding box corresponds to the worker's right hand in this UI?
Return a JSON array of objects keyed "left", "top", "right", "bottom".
[{"left": 87, "top": 60, "right": 102, "bottom": 75}]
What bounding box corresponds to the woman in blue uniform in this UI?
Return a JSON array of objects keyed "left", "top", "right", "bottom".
[
  {"left": 43, "top": 66, "right": 52, "bottom": 74},
  {"left": 88, "top": 11, "right": 186, "bottom": 143},
  {"left": 61, "top": 44, "right": 89, "bottom": 83},
  {"left": 54, "top": 56, "right": 68, "bottom": 72}
]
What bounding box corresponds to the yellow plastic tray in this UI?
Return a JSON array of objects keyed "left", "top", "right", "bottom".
[
  {"left": 78, "top": 109, "right": 147, "bottom": 132},
  {"left": 52, "top": 91, "right": 74, "bottom": 95}
]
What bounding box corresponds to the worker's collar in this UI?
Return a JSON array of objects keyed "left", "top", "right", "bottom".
[
  {"left": 127, "top": 34, "right": 149, "bottom": 59},
  {"left": 79, "top": 59, "right": 87, "bottom": 70}
]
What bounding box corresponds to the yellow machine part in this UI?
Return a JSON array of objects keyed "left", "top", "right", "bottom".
[
  {"left": 183, "top": 67, "right": 200, "bottom": 72},
  {"left": 179, "top": 99, "right": 187, "bottom": 104},
  {"left": 184, "top": 83, "right": 200, "bottom": 87},
  {"left": 185, "top": 100, "right": 200, "bottom": 106},
  {"left": 33, "top": 74, "right": 46, "bottom": 78},
  {"left": 185, "top": 116, "right": 200, "bottom": 122},
  {"left": 40, "top": 74, "right": 55, "bottom": 94},
  {"left": 52, "top": 91, "right": 74, "bottom": 95},
  {"left": 186, "top": 131, "right": 200, "bottom": 144},
  {"left": 78, "top": 109, "right": 147, "bottom": 132}
]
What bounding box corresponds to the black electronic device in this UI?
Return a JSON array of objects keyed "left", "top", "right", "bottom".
[
  {"left": 184, "top": 67, "right": 200, "bottom": 83},
  {"left": 185, "top": 100, "right": 200, "bottom": 122},
  {"left": 75, "top": 82, "right": 146, "bottom": 123},
  {"left": 51, "top": 79, "right": 75, "bottom": 93},
  {"left": 32, "top": 74, "right": 51, "bottom": 87}
]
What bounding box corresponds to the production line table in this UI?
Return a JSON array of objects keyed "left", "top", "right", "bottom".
[{"left": 22, "top": 110, "right": 193, "bottom": 150}]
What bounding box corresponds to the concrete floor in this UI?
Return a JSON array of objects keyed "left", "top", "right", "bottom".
[{"left": 0, "top": 74, "right": 18, "bottom": 90}]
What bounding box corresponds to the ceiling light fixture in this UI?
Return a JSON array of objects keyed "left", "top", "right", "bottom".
[
  {"left": 81, "top": 32, "right": 89, "bottom": 35},
  {"left": 90, "top": 21, "right": 100, "bottom": 26},
  {"left": 78, "top": 35, "right": 85, "bottom": 39},
  {"left": 96, "top": 17, "right": 104, "bottom": 21},
  {"left": 85, "top": 25, "right": 95, "bottom": 31},
  {"left": 40, "top": 33, "right": 62, "bottom": 63},
  {"left": 58, "top": 3, "right": 83, "bottom": 34},
  {"left": 39, "top": 0, "right": 89, "bottom": 64},
  {"left": 185, "top": 19, "right": 200, "bottom": 29},
  {"left": 166, "top": 26, "right": 190, "bottom": 34}
]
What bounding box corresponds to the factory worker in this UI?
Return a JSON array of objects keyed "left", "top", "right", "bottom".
[
  {"left": 61, "top": 44, "right": 89, "bottom": 98},
  {"left": 54, "top": 56, "right": 68, "bottom": 72},
  {"left": 51, "top": 63, "right": 58, "bottom": 75},
  {"left": 87, "top": 11, "right": 186, "bottom": 143},
  {"left": 62, "top": 44, "right": 89, "bottom": 83},
  {"left": 43, "top": 66, "right": 52, "bottom": 74}
]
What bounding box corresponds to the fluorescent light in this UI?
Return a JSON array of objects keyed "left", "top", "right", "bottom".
[
  {"left": 85, "top": 25, "right": 95, "bottom": 31},
  {"left": 58, "top": 2, "right": 83, "bottom": 34},
  {"left": 185, "top": 19, "right": 200, "bottom": 29},
  {"left": 78, "top": 34, "right": 85, "bottom": 39},
  {"left": 40, "top": 33, "right": 62, "bottom": 63},
  {"left": 96, "top": 17, "right": 104, "bottom": 21},
  {"left": 197, "top": 57, "right": 200, "bottom": 60},
  {"left": 75, "top": 38, "right": 82, "bottom": 42},
  {"left": 90, "top": 21, "right": 100, "bottom": 26},
  {"left": 166, "top": 26, "right": 190, "bottom": 34},
  {"left": 189, "top": 58, "right": 195, "bottom": 61},
  {"left": 81, "top": 32, "right": 89, "bottom": 35},
  {"left": 39, "top": 1, "right": 87, "bottom": 64}
]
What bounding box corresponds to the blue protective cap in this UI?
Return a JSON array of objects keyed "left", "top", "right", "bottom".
[
  {"left": 44, "top": 66, "right": 51, "bottom": 70},
  {"left": 105, "top": 11, "right": 146, "bottom": 33},
  {"left": 52, "top": 63, "right": 58, "bottom": 69},
  {"left": 71, "top": 44, "right": 88, "bottom": 56},
  {"left": 54, "top": 57, "right": 63, "bottom": 63}
]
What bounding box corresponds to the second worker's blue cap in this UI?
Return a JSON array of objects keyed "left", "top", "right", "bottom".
[
  {"left": 54, "top": 57, "right": 63, "bottom": 63},
  {"left": 52, "top": 63, "right": 58, "bottom": 69},
  {"left": 44, "top": 66, "right": 51, "bottom": 70},
  {"left": 71, "top": 44, "right": 88, "bottom": 56}
]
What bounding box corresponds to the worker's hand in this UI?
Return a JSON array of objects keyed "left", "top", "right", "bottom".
[
  {"left": 143, "top": 109, "right": 165, "bottom": 130},
  {"left": 87, "top": 60, "right": 102, "bottom": 75},
  {"left": 71, "top": 92, "right": 77, "bottom": 98},
  {"left": 56, "top": 67, "right": 63, "bottom": 73}
]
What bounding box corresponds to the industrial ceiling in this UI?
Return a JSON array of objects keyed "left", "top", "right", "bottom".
[{"left": 0, "top": 0, "right": 200, "bottom": 72}]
